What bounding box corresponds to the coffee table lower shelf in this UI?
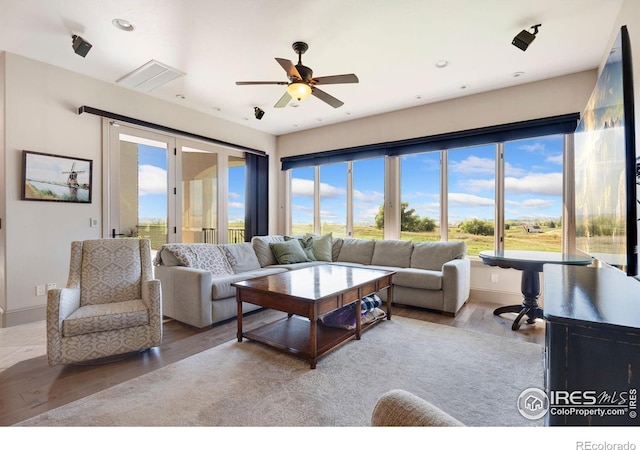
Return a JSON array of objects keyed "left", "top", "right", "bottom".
[{"left": 241, "top": 314, "right": 385, "bottom": 368}]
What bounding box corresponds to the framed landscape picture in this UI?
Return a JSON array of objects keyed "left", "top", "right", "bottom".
[{"left": 22, "top": 150, "right": 93, "bottom": 203}]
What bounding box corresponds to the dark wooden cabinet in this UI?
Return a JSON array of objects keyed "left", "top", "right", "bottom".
[{"left": 543, "top": 264, "right": 640, "bottom": 426}]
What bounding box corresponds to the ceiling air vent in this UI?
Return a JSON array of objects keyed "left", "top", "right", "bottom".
[{"left": 116, "top": 60, "right": 185, "bottom": 92}]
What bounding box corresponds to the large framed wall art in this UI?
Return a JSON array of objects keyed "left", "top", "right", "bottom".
[{"left": 21, "top": 150, "right": 93, "bottom": 203}]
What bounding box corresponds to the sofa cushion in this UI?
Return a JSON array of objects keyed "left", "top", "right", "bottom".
[
  {"left": 211, "top": 268, "right": 287, "bottom": 300},
  {"left": 337, "top": 238, "right": 376, "bottom": 265},
  {"left": 251, "top": 235, "right": 285, "bottom": 267},
  {"left": 285, "top": 235, "right": 316, "bottom": 261},
  {"left": 371, "top": 239, "right": 413, "bottom": 268},
  {"left": 220, "top": 243, "right": 262, "bottom": 273},
  {"left": 392, "top": 268, "right": 443, "bottom": 290},
  {"left": 153, "top": 243, "right": 234, "bottom": 275},
  {"left": 270, "top": 239, "right": 309, "bottom": 264},
  {"left": 410, "top": 241, "right": 466, "bottom": 271},
  {"left": 332, "top": 238, "right": 343, "bottom": 262},
  {"left": 304, "top": 233, "right": 333, "bottom": 262}
]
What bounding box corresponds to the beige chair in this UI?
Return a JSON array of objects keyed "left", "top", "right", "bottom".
[
  {"left": 371, "top": 389, "right": 465, "bottom": 426},
  {"left": 46, "top": 238, "right": 162, "bottom": 366}
]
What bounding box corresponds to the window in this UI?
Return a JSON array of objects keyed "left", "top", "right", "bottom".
[
  {"left": 353, "top": 158, "right": 385, "bottom": 239},
  {"left": 400, "top": 152, "right": 440, "bottom": 242},
  {"left": 290, "top": 166, "right": 315, "bottom": 235},
  {"left": 228, "top": 155, "right": 246, "bottom": 243},
  {"left": 319, "top": 163, "right": 347, "bottom": 238},
  {"left": 284, "top": 115, "right": 575, "bottom": 253},
  {"left": 447, "top": 144, "right": 496, "bottom": 256},
  {"left": 503, "top": 135, "right": 563, "bottom": 251}
]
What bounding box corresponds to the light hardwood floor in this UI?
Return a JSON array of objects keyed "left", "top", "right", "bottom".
[{"left": 0, "top": 299, "right": 544, "bottom": 426}]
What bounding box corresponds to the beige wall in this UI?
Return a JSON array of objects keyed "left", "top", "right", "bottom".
[{"left": 0, "top": 52, "right": 276, "bottom": 326}]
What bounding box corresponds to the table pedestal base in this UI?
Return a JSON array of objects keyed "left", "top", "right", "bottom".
[
  {"left": 493, "top": 268, "right": 543, "bottom": 331},
  {"left": 494, "top": 304, "right": 543, "bottom": 331}
]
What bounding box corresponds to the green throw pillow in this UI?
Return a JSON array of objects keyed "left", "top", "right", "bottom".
[
  {"left": 285, "top": 235, "right": 316, "bottom": 261},
  {"left": 305, "top": 233, "right": 333, "bottom": 262},
  {"left": 270, "top": 239, "right": 309, "bottom": 264}
]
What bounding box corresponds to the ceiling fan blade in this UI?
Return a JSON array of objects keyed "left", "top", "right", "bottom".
[
  {"left": 275, "top": 58, "right": 302, "bottom": 80},
  {"left": 312, "top": 87, "right": 344, "bottom": 108},
  {"left": 235, "top": 81, "right": 288, "bottom": 85},
  {"left": 274, "top": 91, "right": 292, "bottom": 108},
  {"left": 312, "top": 74, "right": 359, "bottom": 85}
]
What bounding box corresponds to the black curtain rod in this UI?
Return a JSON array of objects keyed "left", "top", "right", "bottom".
[{"left": 78, "top": 105, "right": 266, "bottom": 156}]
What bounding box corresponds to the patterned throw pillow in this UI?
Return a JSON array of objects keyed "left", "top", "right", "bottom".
[{"left": 155, "top": 244, "right": 234, "bottom": 275}]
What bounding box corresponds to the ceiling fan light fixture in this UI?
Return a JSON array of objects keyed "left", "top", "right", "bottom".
[{"left": 287, "top": 82, "right": 312, "bottom": 101}]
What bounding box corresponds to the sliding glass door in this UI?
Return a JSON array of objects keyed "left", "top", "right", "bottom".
[
  {"left": 106, "top": 120, "right": 247, "bottom": 249},
  {"left": 107, "top": 123, "right": 175, "bottom": 250}
]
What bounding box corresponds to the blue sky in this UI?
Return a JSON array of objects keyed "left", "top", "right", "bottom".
[{"left": 291, "top": 135, "right": 564, "bottom": 226}]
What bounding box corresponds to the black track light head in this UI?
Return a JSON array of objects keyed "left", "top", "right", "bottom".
[
  {"left": 72, "top": 35, "right": 92, "bottom": 57},
  {"left": 512, "top": 24, "right": 541, "bottom": 51}
]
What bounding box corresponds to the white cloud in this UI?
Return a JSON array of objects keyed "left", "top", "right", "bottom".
[
  {"left": 291, "top": 177, "right": 346, "bottom": 199},
  {"left": 354, "top": 189, "right": 384, "bottom": 203},
  {"left": 291, "top": 178, "right": 314, "bottom": 197},
  {"left": 505, "top": 172, "right": 562, "bottom": 195},
  {"left": 449, "top": 192, "right": 494, "bottom": 207},
  {"left": 228, "top": 202, "right": 244, "bottom": 209},
  {"left": 546, "top": 154, "right": 563, "bottom": 165},
  {"left": 518, "top": 142, "right": 545, "bottom": 152},
  {"left": 229, "top": 191, "right": 241, "bottom": 199},
  {"left": 450, "top": 156, "right": 494, "bottom": 174},
  {"left": 506, "top": 198, "right": 554, "bottom": 210},
  {"left": 138, "top": 165, "right": 167, "bottom": 195}
]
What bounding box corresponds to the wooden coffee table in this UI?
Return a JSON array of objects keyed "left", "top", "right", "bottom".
[{"left": 233, "top": 265, "right": 394, "bottom": 369}]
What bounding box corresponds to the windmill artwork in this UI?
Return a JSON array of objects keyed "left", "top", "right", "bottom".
[{"left": 22, "top": 150, "right": 92, "bottom": 203}]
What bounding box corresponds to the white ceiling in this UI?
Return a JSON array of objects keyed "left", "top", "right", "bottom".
[{"left": 0, "top": 0, "right": 625, "bottom": 136}]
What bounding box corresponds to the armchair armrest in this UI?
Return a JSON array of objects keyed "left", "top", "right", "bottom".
[
  {"left": 46, "top": 287, "right": 80, "bottom": 366},
  {"left": 142, "top": 279, "right": 163, "bottom": 345}
]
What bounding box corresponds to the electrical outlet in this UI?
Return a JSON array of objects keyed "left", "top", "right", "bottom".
[
  {"left": 490, "top": 274, "right": 499, "bottom": 283},
  {"left": 90, "top": 217, "right": 99, "bottom": 228},
  {"left": 36, "top": 285, "right": 45, "bottom": 296},
  {"left": 46, "top": 283, "right": 57, "bottom": 291}
]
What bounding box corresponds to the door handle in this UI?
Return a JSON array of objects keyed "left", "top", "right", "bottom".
[{"left": 111, "top": 229, "right": 125, "bottom": 238}]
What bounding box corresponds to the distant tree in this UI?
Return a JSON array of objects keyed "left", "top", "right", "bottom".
[
  {"left": 458, "top": 218, "right": 494, "bottom": 236},
  {"left": 374, "top": 202, "right": 436, "bottom": 232}
]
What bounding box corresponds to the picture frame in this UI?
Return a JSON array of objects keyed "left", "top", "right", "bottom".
[{"left": 21, "top": 150, "right": 93, "bottom": 203}]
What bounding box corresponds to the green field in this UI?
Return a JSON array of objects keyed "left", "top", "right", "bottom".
[{"left": 292, "top": 223, "right": 562, "bottom": 256}]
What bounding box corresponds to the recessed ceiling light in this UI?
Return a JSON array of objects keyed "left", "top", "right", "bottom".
[
  {"left": 175, "top": 94, "right": 186, "bottom": 99},
  {"left": 435, "top": 60, "right": 448, "bottom": 68},
  {"left": 513, "top": 71, "right": 525, "bottom": 78},
  {"left": 112, "top": 18, "right": 135, "bottom": 31},
  {"left": 212, "top": 106, "right": 221, "bottom": 112},
  {"left": 460, "top": 84, "right": 469, "bottom": 90},
  {"left": 415, "top": 95, "right": 423, "bottom": 100}
]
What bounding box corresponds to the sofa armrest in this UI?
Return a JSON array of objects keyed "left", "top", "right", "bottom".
[
  {"left": 441, "top": 258, "right": 471, "bottom": 315},
  {"left": 371, "top": 389, "right": 464, "bottom": 426},
  {"left": 155, "top": 265, "right": 213, "bottom": 328}
]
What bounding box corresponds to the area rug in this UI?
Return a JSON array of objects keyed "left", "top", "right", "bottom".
[{"left": 17, "top": 317, "right": 544, "bottom": 426}]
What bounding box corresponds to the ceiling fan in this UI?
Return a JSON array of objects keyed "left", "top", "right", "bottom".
[{"left": 235, "top": 41, "right": 359, "bottom": 109}]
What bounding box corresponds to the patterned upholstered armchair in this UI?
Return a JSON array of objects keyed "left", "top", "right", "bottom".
[{"left": 46, "top": 238, "right": 162, "bottom": 366}]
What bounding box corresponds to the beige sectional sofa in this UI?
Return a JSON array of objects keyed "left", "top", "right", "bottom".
[{"left": 153, "top": 235, "right": 470, "bottom": 328}]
